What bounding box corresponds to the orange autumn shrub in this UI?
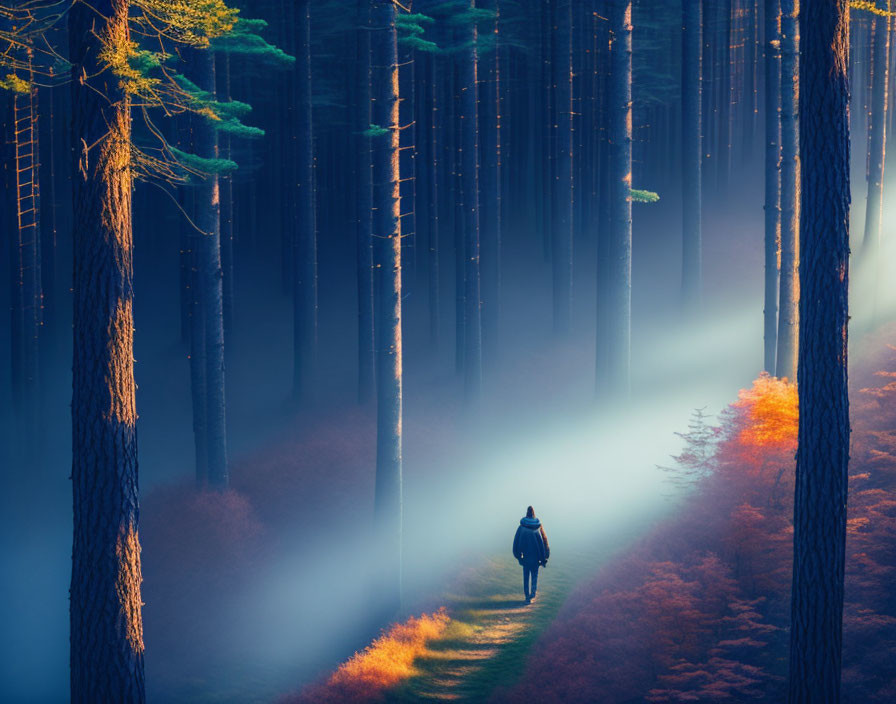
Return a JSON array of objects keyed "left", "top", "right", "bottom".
[
  {"left": 732, "top": 373, "right": 798, "bottom": 452},
  {"left": 284, "top": 609, "right": 450, "bottom": 703}
]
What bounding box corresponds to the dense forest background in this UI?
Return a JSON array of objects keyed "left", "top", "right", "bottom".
[{"left": 0, "top": 0, "right": 891, "bottom": 701}]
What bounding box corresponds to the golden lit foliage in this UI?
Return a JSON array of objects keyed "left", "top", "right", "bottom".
[
  {"left": 132, "top": 0, "right": 238, "bottom": 47},
  {"left": 99, "top": 0, "right": 237, "bottom": 106},
  {"left": 850, "top": 1, "right": 896, "bottom": 18},
  {"left": 731, "top": 373, "right": 798, "bottom": 451},
  {"left": 290, "top": 610, "right": 451, "bottom": 702},
  {"left": 329, "top": 610, "right": 450, "bottom": 690},
  {"left": 0, "top": 71, "right": 28, "bottom": 92},
  {"left": 1, "top": 1, "right": 63, "bottom": 91}
]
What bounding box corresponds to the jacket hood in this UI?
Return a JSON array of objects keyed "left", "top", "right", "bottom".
[{"left": 520, "top": 516, "right": 541, "bottom": 528}]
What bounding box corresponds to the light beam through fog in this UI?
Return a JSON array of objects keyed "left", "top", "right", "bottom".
[{"left": 1, "top": 1, "right": 894, "bottom": 702}]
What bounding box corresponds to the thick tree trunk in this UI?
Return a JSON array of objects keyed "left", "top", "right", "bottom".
[
  {"left": 600, "top": 0, "right": 633, "bottom": 397},
  {"left": 682, "top": 0, "right": 703, "bottom": 309},
  {"left": 194, "top": 50, "right": 228, "bottom": 488},
  {"left": 788, "top": 0, "right": 850, "bottom": 700},
  {"left": 764, "top": 0, "right": 782, "bottom": 374},
  {"left": 777, "top": 0, "right": 799, "bottom": 382},
  {"left": 357, "top": 0, "right": 376, "bottom": 402},
  {"left": 294, "top": 0, "right": 318, "bottom": 399},
  {"left": 862, "top": 4, "right": 890, "bottom": 260},
  {"left": 371, "top": 0, "right": 403, "bottom": 615},
  {"left": 552, "top": 0, "right": 574, "bottom": 334},
  {"left": 69, "top": 0, "right": 146, "bottom": 700},
  {"left": 460, "top": 1, "right": 483, "bottom": 400}
]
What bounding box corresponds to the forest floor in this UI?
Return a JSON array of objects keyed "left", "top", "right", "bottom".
[{"left": 390, "top": 555, "right": 581, "bottom": 702}]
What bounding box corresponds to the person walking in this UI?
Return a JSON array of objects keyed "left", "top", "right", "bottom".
[{"left": 512, "top": 506, "right": 550, "bottom": 603}]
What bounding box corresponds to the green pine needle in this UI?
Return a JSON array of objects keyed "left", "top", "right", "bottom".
[{"left": 630, "top": 188, "right": 660, "bottom": 204}]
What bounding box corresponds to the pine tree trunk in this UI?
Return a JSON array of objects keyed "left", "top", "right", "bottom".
[
  {"left": 189, "top": 256, "right": 208, "bottom": 485},
  {"left": 3, "top": 20, "right": 42, "bottom": 451},
  {"left": 703, "top": 0, "right": 715, "bottom": 184},
  {"left": 541, "top": 0, "right": 553, "bottom": 262},
  {"left": 357, "top": 0, "right": 376, "bottom": 402},
  {"left": 552, "top": 0, "right": 574, "bottom": 334},
  {"left": 764, "top": 0, "right": 782, "bottom": 374},
  {"left": 399, "top": 26, "right": 417, "bottom": 294},
  {"left": 220, "top": 53, "right": 235, "bottom": 337},
  {"left": 788, "top": 0, "right": 850, "bottom": 699},
  {"left": 601, "top": 0, "right": 633, "bottom": 396},
  {"left": 177, "top": 118, "right": 195, "bottom": 345},
  {"left": 776, "top": 0, "right": 799, "bottom": 382},
  {"left": 682, "top": 0, "right": 703, "bottom": 309},
  {"left": 461, "top": 1, "right": 483, "bottom": 399},
  {"left": 428, "top": 52, "right": 441, "bottom": 346},
  {"left": 69, "top": 0, "right": 146, "bottom": 699},
  {"left": 718, "top": 0, "right": 733, "bottom": 188},
  {"left": 371, "top": 0, "right": 403, "bottom": 615},
  {"left": 862, "top": 3, "right": 889, "bottom": 261},
  {"left": 453, "top": 60, "right": 466, "bottom": 375},
  {"left": 480, "top": 0, "right": 501, "bottom": 361},
  {"left": 743, "top": 0, "right": 759, "bottom": 154},
  {"left": 294, "top": 0, "right": 318, "bottom": 399},
  {"left": 194, "top": 49, "right": 228, "bottom": 487},
  {"left": 41, "top": 69, "right": 58, "bottom": 351}
]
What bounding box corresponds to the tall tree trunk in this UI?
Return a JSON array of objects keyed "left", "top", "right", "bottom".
[
  {"left": 540, "top": 0, "right": 553, "bottom": 261},
  {"left": 462, "top": 1, "right": 483, "bottom": 399},
  {"left": 862, "top": 3, "right": 890, "bottom": 261},
  {"left": 189, "top": 256, "right": 208, "bottom": 484},
  {"left": 600, "top": 0, "right": 633, "bottom": 396},
  {"left": 480, "top": 0, "right": 501, "bottom": 360},
  {"left": 294, "top": 0, "right": 317, "bottom": 399},
  {"left": 718, "top": 0, "right": 733, "bottom": 188},
  {"left": 682, "top": 0, "right": 703, "bottom": 309},
  {"left": 398, "top": 22, "right": 417, "bottom": 294},
  {"left": 357, "top": 0, "right": 375, "bottom": 402},
  {"left": 220, "top": 53, "right": 235, "bottom": 337},
  {"left": 702, "top": 0, "right": 716, "bottom": 184},
  {"left": 788, "top": 0, "right": 850, "bottom": 699},
  {"left": 69, "top": 0, "right": 146, "bottom": 699},
  {"left": 453, "top": 60, "right": 466, "bottom": 374},
  {"left": 428, "top": 52, "right": 441, "bottom": 346},
  {"left": 41, "top": 68, "right": 58, "bottom": 351},
  {"left": 777, "top": 0, "right": 799, "bottom": 382},
  {"left": 194, "top": 50, "right": 228, "bottom": 487},
  {"left": 764, "top": 0, "right": 782, "bottom": 373},
  {"left": 552, "top": 0, "right": 574, "bottom": 334},
  {"left": 371, "top": 0, "right": 403, "bottom": 615},
  {"left": 9, "top": 45, "right": 42, "bottom": 447},
  {"left": 744, "top": 0, "right": 759, "bottom": 155}
]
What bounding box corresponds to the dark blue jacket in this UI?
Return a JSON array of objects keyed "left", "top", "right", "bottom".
[{"left": 512, "top": 517, "right": 550, "bottom": 567}]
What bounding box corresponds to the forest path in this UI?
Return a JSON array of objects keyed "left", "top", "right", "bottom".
[{"left": 391, "top": 544, "right": 602, "bottom": 703}]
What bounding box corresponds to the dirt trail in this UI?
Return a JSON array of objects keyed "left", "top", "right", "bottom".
[{"left": 392, "top": 546, "right": 596, "bottom": 703}]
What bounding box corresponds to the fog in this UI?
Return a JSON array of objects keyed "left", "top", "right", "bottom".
[{"left": 2, "top": 108, "right": 892, "bottom": 702}]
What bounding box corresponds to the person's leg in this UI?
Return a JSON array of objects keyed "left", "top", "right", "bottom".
[
  {"left": 530, "top": 566, "right": 539, "bottom": 598},
  {"left": 523, "top": 565, "right": 531, "bottom": 599}
]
